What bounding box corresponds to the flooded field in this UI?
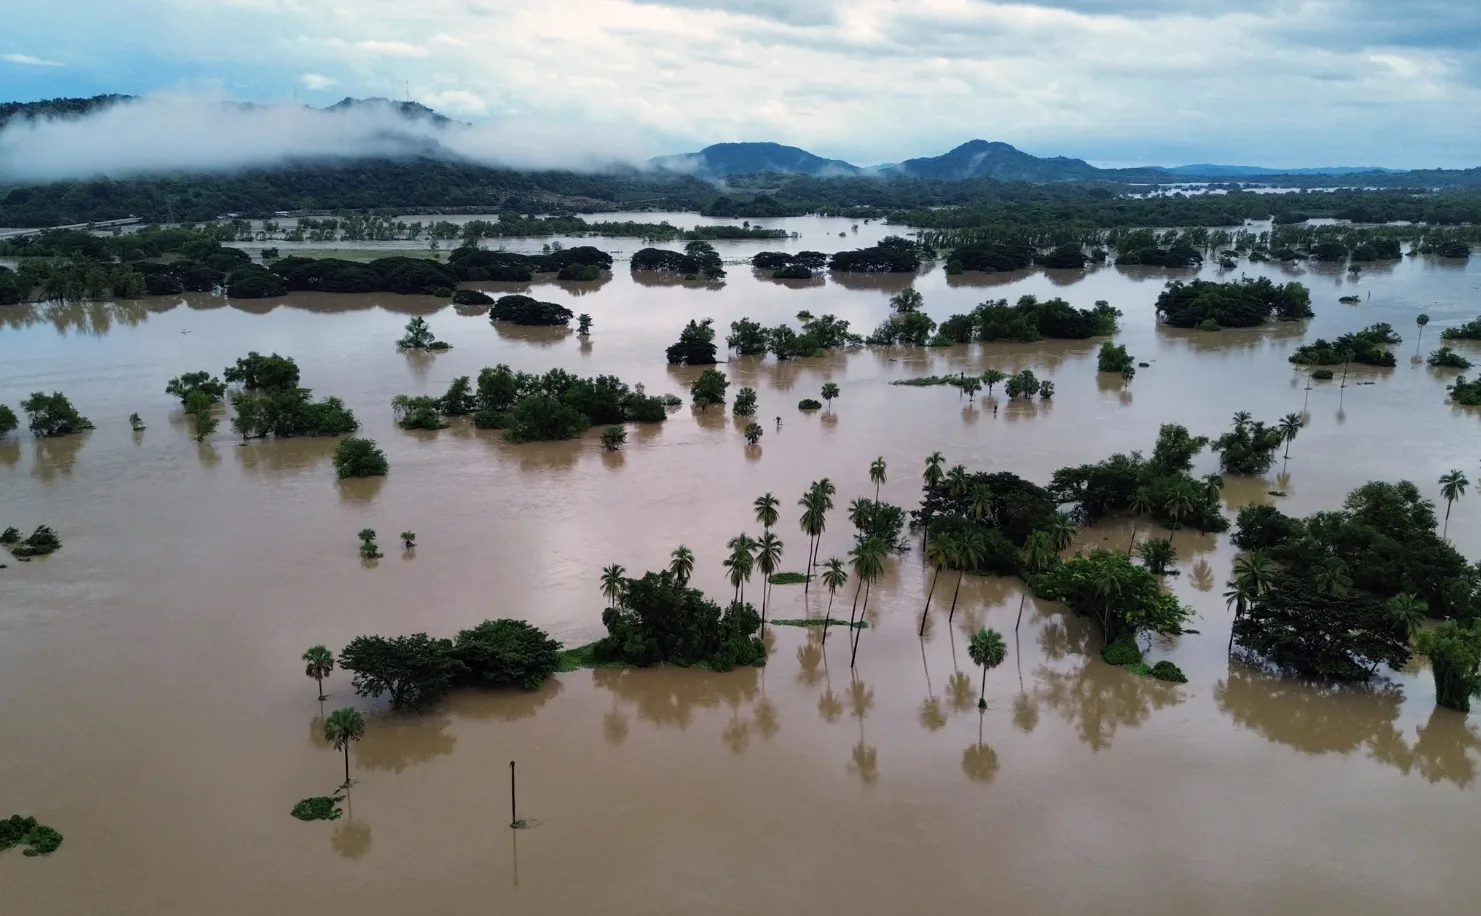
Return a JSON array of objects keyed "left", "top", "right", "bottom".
[{"left": 3, "top": 215, "right": 1481, "bottom": 914}]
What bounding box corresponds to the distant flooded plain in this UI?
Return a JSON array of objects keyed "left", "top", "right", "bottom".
[{"left": 3, "top": 215, "right": 1481, "bottom": 915}]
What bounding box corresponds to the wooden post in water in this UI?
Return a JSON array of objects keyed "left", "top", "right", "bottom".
[{"left": 509, "top": 760, "right": 517, "bottom": 827}]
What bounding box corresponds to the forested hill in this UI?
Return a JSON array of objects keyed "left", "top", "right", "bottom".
[
  {"left": 652, "top": 142, "right": 865, "bottom": 178},
  {"left": 0, "top": 94, "right": 132, "bottom": 128}
]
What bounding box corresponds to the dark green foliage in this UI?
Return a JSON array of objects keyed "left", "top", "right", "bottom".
[
  {"left": 667, "top": 318, "right": 719, "bottom": 365},
  {"left": 867, "top": 311, "right": 937, "bottom": 346},
  {"left": 1290, "top": 324, "right": 1399, "bottom": 367},
  {"left": 1031, "top": 549, "right": 1192, "bottom": 642},
  {"left": 631, "top": 241, "right": 725, "bottom": 279},
  {"left": 1212, "top": 415, "right": 1286, "bottom": 475},
  {"left": 1150, "top": 661, "right": 1188, "bottom": 683},
  {"left": 332, "top": 437, "right": 388, "bottom": 479},
  {"left": 829, "top": 235, "right": 922, "bottom": 272},
  {"left": 773, "top": 264, "right": 813, "bottom": 279},
  {"left": 593, "top": 570, "right": 765, "bottom": 671},
  {"left": 450, "top": 619, "right": 562, "bottom": 690},
  {"left": 1231, "top": 504, "right": 1304, "bottom": 551},
  {"left": 0, "top": 815, "right": 64, "bottom": 856},
  {"left": 489, "top": 295, "right": 573, "bottom": 326},
  {"left": 1097, "top": 342, "right": 1135, "bottom": 376},
  {"left": 1100, "top": 636, "right": 1143, "bottom": 666},
  {"left": 770, "top": 617, "right": 866, "bottom": 629},
  {"left": 0, "top": 266, "right": 23, "bottom": 304},
  {"left": 224, "top": 264, "right": 288, "bottom": 298},
  {"left": 798, "top": 398, "right": 822, "bottom": 410},
  {"left": 1116, "top": 245, "right": 1203, "bottom": 267},
  {"left": 392, "top": 396, "right": 448, "bottom": 430},
  {"left": 557, "top": 263, "right": 602, "bottom": 281},
  {"left": 165, "top": 371, "right": 226, "bottom": 405},
  {"left": 503, "top": 394, "right": 590, "bottom": 443},
  {"left": 727, "top": 318, "right": 768, "bottom": 355},
  {"left": 339, "top": 633, "right": 463, "bottom": 712},
  {"left": 1450, "top": 375, "right": 1481, "bottom": 406},
  {"left": 266, "top": 255, "right": 458, "bottom": 294},
  {"left": 1234, "top": 575, "right": 1410, "bottom": 680},
  {"left": 601, "top": 426, "right": 626, "bottom": 451},
  {"left": 1039, "top": 244, "right": 1088, "bottom": 268},
  {"left": 753, "top": 250, "right": 827, "bottom": 271},
  {"left": 913, "top": 470, "right": 1058, "bottom": 568},
  {"left": 8, "top": 525, "right": 62, "bottom": 558},
  {"left": 1428, "top": 346, "right": 1472, "bottom": 369},
  {"left": 690, "top": 369, "right": 729, "bottom": 410},
  {"left": 1155, "top": 278, "right": 1313, "bottom": 328},
  {"left": 467, "top": 365, "right": 665, "bottom": 439},
  {"left": 0, "top": 404, "right": 17, "bottom": 436},
  {"left": 439, "top": 377, "right": 474, "bottom": 416},
  {"left": 1004, "top": 369, "right": 1041, "bottom": 399},
  {"left": 1417, "top": 622, "right": 1481, "bottom": 712},
  {"left": 448, "top": 244, "right": 612, "bottom": 280},
  {"left": 20, "top": 392, "right": 93, "bottom": 437},
  {"left": 732, "top": 387, "right": 758, "bottom": 416},
  {"left": 290, "top": 796, "right": 344, "bottom": 822},
  {"left": 224, "top": 352, "right": 300, "bottom": 392},
  {"left": 452, "top": 289, "right": 494, "bottom": 306},
  {"left": 945, "top": 241, "right": 1033, "bottom": 272},
  {"left": 0, "top": 527, "right": 19, "bottom": 544},
  {"left": 397, "top": 316, "right": 451, "bottom": 349},
  {"left": 768, "top": 572, "right": 809, "bottom": 585},
  {"left": 1437, "top": 240, "right": 1471, "bottom": 258},
  {"left": 935, "top": 295, "right": 1119, "bottom": 343},
  {"left": 1137, "top": 537, "right": 1177, "bottom": 575},
  {"left": 1311, "top": 368, "right": 1335, "bottom": 380},
  {"left": 850, "top": 499, "right": 909, "bottom": 551},
  {"left": 1440, "top": 318, "right": 1481, "bottom": 341},
  {"left": 231, "top": 389, "right": 358, "bottom": 438}
]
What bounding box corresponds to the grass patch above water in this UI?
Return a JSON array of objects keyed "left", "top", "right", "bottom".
[
  {"left": 890, "top": 374, "right": 963, "bottom": 387},
  {"left": 769, "top": 571, "right": 809, "bottom": 585},
  {"left": 556, "top": 641, "right": 628, "bottom": 672},
  {"left": 770, "top": 618, "right": 869, "bottom": 629}
]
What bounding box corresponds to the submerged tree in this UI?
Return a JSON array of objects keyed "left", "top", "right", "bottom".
[
  {"left": 600, "top": 425, "right": 627, "bottom": 451},
  {"left": 1416, "top": 622, "right": 1481, "bottom": 712},
  {"left": 397, "top": 316, "right": 450, "bottom": 350},
  {"left": 303, "top": 645, "right": 335, "bottom": 701},
  {"left": 333, "top": 438, "right": 388, "bottom": 479},
  {"left": 968, "top": 627, "right": 1008, "bottom": 709},
  {"left": 744, "top": 422, "right": 763, "bottom": 446},
  {"left": 869, "top": 456, "right": 888, "bottom": 500},
  {"left": 601, "top": 563, "right": 626, "bottom": 608},
  {"left": 690, "top": 369, "right": 729, "bottom": 411},
  {"left": 21, "top": 392, "right": 93, "bottom": 437},
  {"left": 400, "top": 531, "right": 416, "bottom": 550},
  {"left": 821, "top": 382, "right": 840, "bottom": 410},
  {"left": 820, "top": 558, "right": 848, "bottom": 647},
  {"left": 668, "top": 546, "right": 694, "bottom": 586},
  {"left": 324, "top": 707, "right": 366, "bottom": 788},
  {"left": 849, "top": 538, "right": 887, "bottom": 667},
  {"left": 357, "top": 528, "right": 380, "bottom": 559},
  {"left": 0, "top": 404, "right": 18, "bottom": 437},
  {"left": 1439, "top": 469, "right": 1468, "bottom": 538}
]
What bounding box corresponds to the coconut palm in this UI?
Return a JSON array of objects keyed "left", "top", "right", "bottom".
[
  {"left": 920, "top": 533, "right": 953, "bottom": 637},
  {"left": 1126, "top": 487, "right": 1153, "bottom": 555},
  {"left": 1416, "top": 313, "right": 1430, "bottom": 356},
  {"left": 754, "top": 492, "right": 779, "bottom": 531},
  {"left": 1164, "top": 483, "right": 1195, "bottom": 546},
  {"left": 849, "top": 539, "right": 887, "bottom": 667},
  {"left": 946, "top": 530, "right": 986, "bottom": 623},
  {"left": 1231, "top": 550, "right": 1276, "bottom": 597},
  {"left": 755, "top": 532, "right": 784, "bottom": 626},
  {"left": 324, "top": 707, "right": 366, "bottom": 788},
  {"left": 724, "top": 534, "right": 757, "bottom": 603},
  {"left": 847, "top": 496, "right": 873, "bottom": 531},
  {"left": 821, "top": 382, "right": 840, "bottom": 409},
  {"left": 1439, "top": 469, "right": 1468, "bottom": 538},
  {"left": 1202, "top": 473, "right": 1224, "bottom": 506},
  {"left": 1224, "top": 579, "right": 1255, "bottom": 652},
  {"left": 1232, "top": 410, "right": 1252, "bottom": 431},
  {"left": 600, "top": 563, "right": 626, "bottom": 608},
  {"left": 1046, "top": 512, "right": 1077, "bottom": 552},
  {"left": 967, "top": 485, "right": 995, "bottom": 524},
  {"left": 1017, "top": 530, "right": 1057, "bottom": 630},
  {"left": 967, "top": 627, "right": 1008, "bottom": 709},
  {"left": 1387, "top": 593, "right": 1428, "bottom": 639},
  {"left": 668, "top": 546, "right": 694, "bottom": 586},
  {"left": 820, "top": 558, "right": 848, "bottom": 647},
  {"left": 1279, "top": 413, "right": 1303, "bottom": 459},
  {"left": 924, "top": 451, "right": 946, "bottom": 490},
  {"left": 799, "top": 490, "right": 825, "bottom": 593},
  {"left": 1314, "top": 556, "right": 1352, "bottom": 595},
  {"left": 1089, "top": 563, "right": 1126, "bottom": 639},
  {"left": 303, "top": 645, "right": 335, "bottom": 701},
  {"left": 946, "top": 465, "right": 970, "bottom": 500},
  {"left": 1137, "top": 537, "right": 1177, "bottom": 576},
  {"left": 869, "top": 457, "right": 887, "bottom": 500}
]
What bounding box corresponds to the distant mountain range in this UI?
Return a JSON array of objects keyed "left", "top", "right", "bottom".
[{"left": 652, "top": 139, "right": 1412, "bottom": 182}]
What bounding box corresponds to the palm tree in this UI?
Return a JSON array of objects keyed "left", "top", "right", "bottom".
[
  {"left": 1018, "top": 530, "right": 1057, "bottom": 631},
  {"left": 946, "top": 465, "right": 970, "bottom": 500},
  {"left": 967, "top": 628, "right": 1008, "bottom": 709},
  {"left": 1164, "top": 484, "right": 1195, "bottom": 546},
  {"left": 744, "top": 422, "right": 763, "bottom": 446},
  {"left": 968, "top": 485, "right": 995, "bottom": 523},
  {"left": 947, "top": 530, "right": 986, "bottom": 623},
  {"left": 1232, "top": 549, "right": 1276, "bottom": 597},
  {"left": 849, "top": 539, "right": 887, "bottom": 667},
  {"left": 755, "top": 532, "right": 783, "bottom": 626},
  {"left": 303, "top": 645, "right": 335, "bottom": 701},
  {"left": 1279, "top": 413, "right": 1303, "bottom": 459},
  {"left": 799, "top": 491, "right": 825, "bottom": 594},
  {"left": 923, "top": 451, "right": 946, "bottom": 490},
  {"left": 820, "top": 558, "right": 848, "bottom": 647},
  {"left": 847, "top": 496, "right": 873, "bottom": 531},
  {"left": 325, "top": 707, "right": 366, "bottom": 788},
  {"left": 1089, "top": 563, "right": 1125, "bottom": 640},
  {"left": 1203, "top": 473, "right": 1224, "bottom": 507},
  {"left": 1126, "top": 488, "right": 1153, "bottom": 555},
  {"left": 754, "top": 492, "right": 779, "bottom": 531},
  {"left": 668, "top": 546, "right": 694, "bottom": 586},
  {"left": 1387, "top": 593, "right": 1428, "bottom": 639},
  {"left": 920, "top": 533, "right": 952, "bottom": 637},
  {"left": 1232, "top": 410, "right": 1252, "bottom": 431},
  {"left": 1416, "top": 313, "right": 1430, "bottom": 356},
  {"left": 1223, "top": 579, "right": 1255, "bottom": 652},
  {"left": 1314, "top": 556, "right": 1352, "bottom": 595},
  {"left": 869, "top": 457, "right": 887, "bottom": 500},
  {"left": 1439, "top": 470, "right": 1468, "bottom": 538},
  {"left": 600, "top": 563, "right": 626, "bottom": 608},
  {"left": 725, "top": 534, "right": 757, "bottom": 603},
  {"left": 821, "top": 382, "right": 840, "bottom": 410},
  {"left": 1046, "top": 512, "right": 1077, "bottom": 552}
]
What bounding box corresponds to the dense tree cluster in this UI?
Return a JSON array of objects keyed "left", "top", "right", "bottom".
[
  {"left": 1448, "top": 376, "right": 1481, "bottom": 406},
  {"left": 1211, "top": 413, "right": 1286, "bottom": 475},
  {"left": 867, "top": 311, "right": 937, "bottom": 346},
  {"left": 666, "top": 318, "right": 719, "bottom": 365},
  {"left": 724, "top": 312, "right": 859, "bottom": 358},
  {"left": 339, "top": 618, "right": 563, "bottom": 712},
  {"left": 488, "top": 295, "right": 574, "bottom": 326},
  {"left": 1289, "top": 323, "right": 1400, "bottom": 367},
  {"left": 1155, "top": 278, "right": 1313, "bottom": 328},
  {"left": 631, "top": 241, "right": 726, "bottom": 279},
  {"left": 589, "top": 570, "right": 766, "bottom": 671},
  {"left": 332, "top": 437, "right": 387, "bottom": 479},
  {"left": 1030, "top": 550, "right": 1192, "bottom": 643},
  {"left": 849, "top": 499, "right": 909, "bottom": 551},
  {"left": 219, "top": 352, "right": 359, "bottom": 439},
  {"left": 20, "top": 392, "right": 93, "bottom": 437},
  {"left": 944, "top": 241, "right": 1033, "bottom": 273},
  {"left": 1114, "top": 230, "right": 1205, "bottom": 267},
  {"left": 828, "top": 236, "right": 924, "bottom": 273},
  {"left": 751, "top": 251, "right": 827, "bottom": 277},
  {"left": 933, "top": 295, "right": 1121, "bottom": 345},
  {"left": 1097, "top": 342, "right": 1136, "bottom": 377},
  {"left": 1049, "top": 424, "right": 1229, "bottom": 533},
  {"left": 1441, "top": 318, "right": 1481, "bottom": 341},
  {"left": 1427, "top": 347, "right": 1471, "bottom": 369},
  {"left": 267, "top": 255, "right": 459, "bottom": 294},
  {"left": 447, "top": 244, "right": 611, "bottom": 281},
  {"left": 458, "top": 365, "right": 669, "bottom": 442},
  {"left": 912, "top": 469, "right": 1059, "bottom": 575}
]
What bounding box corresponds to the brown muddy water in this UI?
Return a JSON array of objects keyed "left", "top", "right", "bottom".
[{"left": 3, "top": 217, "right": 1481, "bottom": 914}]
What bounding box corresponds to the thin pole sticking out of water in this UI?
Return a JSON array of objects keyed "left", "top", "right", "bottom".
[{"left": 509, "top": 760, "right": 517, "bottom": 828}]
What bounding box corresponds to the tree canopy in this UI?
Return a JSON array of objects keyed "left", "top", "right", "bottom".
[{"left": 1155, "top": 278, "right": 1313, "bottom": 328}]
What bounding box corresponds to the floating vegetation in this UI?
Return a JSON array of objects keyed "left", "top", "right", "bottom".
[
  {"left": 769, "top": 571, "right": 809, "bottom": 585},
  {"left": 770, "top": 618, "right": 869, "bottom": 629},
  {"left": 0, "top": 815, "right": 64, "bottom": 856},
  {"left": 290, "top": 794, "right": 344, "bottom": 822}
]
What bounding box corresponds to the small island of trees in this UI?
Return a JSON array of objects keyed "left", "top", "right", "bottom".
[
  {"left": 1289, "top": 323, "right": 1400, "bottom": 368},
  {"left": 1155, "top": 278, "right": 1313, "bottom": 329},
  {"left": 930, "top": 295, "right": 1120, "bottom": 345},
  {"left": 631, "top": 241, "right": 726, "bottom": 280},
  {"left": 488, "top": 295, "right": 574, "bottom": 327},
  {"left": 828, "top": 236, "right": 923, "bottom": 273},
  {"left": 221, "top": 353, "right": 359, "bottom": 440}
]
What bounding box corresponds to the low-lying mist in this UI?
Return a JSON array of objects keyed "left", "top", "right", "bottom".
[{"left": 0, "top": 93, "right": 661, "bottom": 183}]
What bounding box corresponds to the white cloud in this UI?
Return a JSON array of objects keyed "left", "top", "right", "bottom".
[
  {"left": 1, "top": 52, "right": 63, "bottom": 67},
  {"left": 299, "top": 72, "right": 338, "bottom": 90},
  {"left": 422, "top": 89, "right": 488, "bottom": 116},
  {"left": 352, "top": 39, "right": 429, "bottom": 57}
]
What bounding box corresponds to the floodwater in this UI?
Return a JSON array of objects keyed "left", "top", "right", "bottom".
[{"left": 3, "top": 215, "right": 1481, "bottom": 914}]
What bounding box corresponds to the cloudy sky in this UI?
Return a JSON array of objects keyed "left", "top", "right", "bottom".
[{"left": 4, "top": 0, "right": 1479, "bottom": 168}]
